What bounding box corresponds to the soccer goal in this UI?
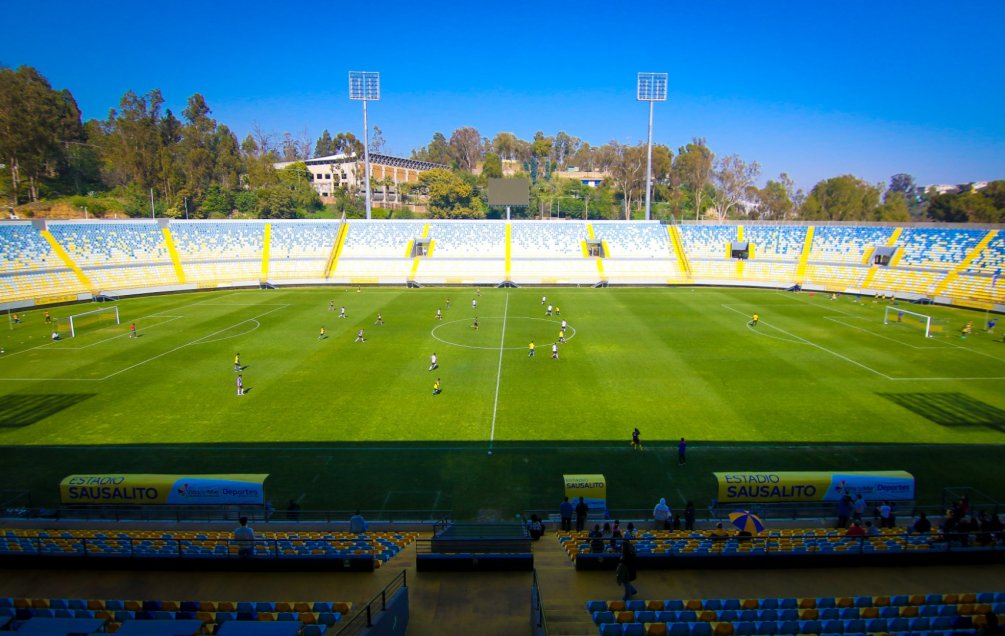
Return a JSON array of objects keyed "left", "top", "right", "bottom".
[
  {"left": 883, "top": 305, "right": 940, "bottom": 337},
  {"left": 67, "top": 306, "right": 120, "bottom": 338}
]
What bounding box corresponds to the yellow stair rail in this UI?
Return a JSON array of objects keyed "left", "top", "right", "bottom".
[
  {"left": 931, "top": 229, "right": 997, "bottom": 297},
  {"left": 41, "top": 229, "right": 93, "bottom": 291},
  {"left": 794, "top": 226, "right": 815, "bottom": 284},
  {"left": 668, "top": 225, "right": 692, "bottom": 280},
  {"left": 261, "top": 223, "right": 271, "bottom": 282},
  {"left": 505, "top": 223, "right": 512, "bottom": 280},
  {"left": 161, "top": 226, "right": 186, "bottom": 284},
  {"left": 324, "top": 222, "right": 350, "bottom": 278},
  {"left": 408, "top": 223, "right": 430, "bottom": 282}
]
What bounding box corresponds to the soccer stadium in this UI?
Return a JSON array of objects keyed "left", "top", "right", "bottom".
[{"left": 1, "top": 218, "right": 1004, "bottom": 635}]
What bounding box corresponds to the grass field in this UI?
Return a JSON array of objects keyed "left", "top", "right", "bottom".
[{"left": 1, "top": 287, "right": 1004, "bottom": 519}]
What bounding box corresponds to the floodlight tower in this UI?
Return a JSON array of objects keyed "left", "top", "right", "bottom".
[
  {"left": 637, "top": 72, "right": 667, "bottom": 221},
  {"left": 349, "top": 71, "right": 380, "bottom": 220}
]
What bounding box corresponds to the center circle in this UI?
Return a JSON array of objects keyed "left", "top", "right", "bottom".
[{"left": 430, "top": 316, "right": 577, "bottom": 350}]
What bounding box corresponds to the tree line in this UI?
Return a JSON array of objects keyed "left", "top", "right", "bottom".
[{"left": 2, "top": 64, "right": 1002, "bottom": 223}]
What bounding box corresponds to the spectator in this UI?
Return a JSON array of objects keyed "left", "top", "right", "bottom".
[
  {"left": 349, "top": 510, "right": 368, "bottom": 534},
  {"left": 864, "top": 520, "right": 881, "bottom": 536},
  {"left": 845, "top": 521, "right": 866, "bottom": 537},
  {"left": 836, "top": 494, "right": 853, "bottom": 528},
  {"left": 878, "top": 501, "right": 895, "bottom": 528},
  {"left": 575, "top": 497, "right": 589, "bottom": 532},
  {"left": 978, "top": 610, "right": 1002, "bottom": 636},
  {"left": 589, "top": 524, "right": 605, "bottom": 553},
  {"left": 852, "top": 494, "right": 866, "bottom": 523},
  {"left": 684, "top": 501, "right": 696, "bottom": 531},
  {"left": 601, "top": 522, "right": 612, "bottom": 539},
  {"left": 623, "top": 522, "right": 637, "bottom": 540},
  {"left": 527, "top": 514, "right": 545, "bottom": 540},
  {"left": 653, "top": 497, "right": 671, "bottom": 530},
  {"left": 616, "top": 537, "right": 638, "bottom": 600},
  {"left": 710, "top": 522, "right": 730, "bottom": 540},
  {"left": 233, "top": 517, "right": 255, "bottom": 558},
  {"left": 911, "top": 511, "right": 932, "bottom": 534},
  {"left": 559, "top": 496, "right": 574, "bottom": 532}
]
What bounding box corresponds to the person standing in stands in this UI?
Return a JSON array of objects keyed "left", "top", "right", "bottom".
[
  {"left": 349, "top": 510, "right": 368, "bottom": 534},
  {"left": 575, "top": 496, "right": 589, "bottom": 531},
  {"left": 559, "top": 496, "right": 574, "bottom": 531},
  {"left": 616, "top": 536, "right": 638, "bottom": 600},
  {"left": 233, "top": 517, "right": 255, "bottom": 557},
  {"left": 653, "top": 497, "right": 671, "bottom": 530}
]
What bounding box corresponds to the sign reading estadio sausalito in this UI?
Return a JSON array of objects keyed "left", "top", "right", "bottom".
[
  {"left": 60, "top": 474, "right": 268, "bottom": 505},
  {"left": 714, "top": 471, "right": 914, "bottom": 503},
  {"left": 563, "top": 474, "right": 607, "bottom": 511}
]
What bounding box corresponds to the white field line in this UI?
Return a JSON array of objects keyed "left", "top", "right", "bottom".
[
  {"left": 488, "top": 293, "right": 509, "bottom": 452},
  {"left": 822, "top": 316, "right": 952, "bottom": 350},
  {"left": 725, "top": 303, "right": 1005, "bottom": 382},
  {"left": 0, "top": 305, "right": 288, "bottom": 382}
]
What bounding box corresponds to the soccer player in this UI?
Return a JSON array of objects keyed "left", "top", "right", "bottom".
[
  {"left": 678, "top": 437, "right": 687, "bottom": 465},
  {"left": 355, "top": 329, "right": 366, "bottom": 343},
  {"left": 233, "top": 353, "right": 241, "bottom": 372},
  {"left": 748, "top": 313, "right": 759, "bottom": 327},
  {"left": 555, "top": 306, "right": 561, "bottom": 316},
  {"left": 559, "top": 329, "right": 566, "bottom": 344},
  {"left": 631, "top": 428, "right": 643, "bottom": 451},
  {"left": 987, "top": 318, "right": 997, "bottom": 334},
  {"left": 551, "top": 342, "right": 559, "bottom": 359},
  {"left": 472, "top": 298, "right": 477, "bottom": 310},
  {"left": 541, "top": 295, "right": 547, "bottom": 305},
  {"left": 130, "top": 322, "right": 137, "bottom": 338},
  {"left": 429, "top": 353, "right": 438, "bottom": 371},
  {"left": 561, "top": 319, "right": 567, "bottom": 331},
  {"left": 339, "top": 306, "right": 347, "bottom": 319},
  {"left": 546, "top": 304, "right": 553, "bottom": 316},
  {"left": 236, "top": 374, "right": 244, "bottom": 396},
  {"left": 435, "top": 308, "right": 442, "bottom": 320},
  {"left": 12, "top": 313, "right": 20, "bottom": 324},
  {"left": 44, "top": 311, "right": 51, "bottom": 324},
  {"left": 328, "top": 300, "right": 335, "bottom": 311},
  {"left": 319, "top": 326, "right": 327, "bottom": 340},
  {"left": 961, "top": 321, "right": 973, "bottom": 338},
  {"left": 432, "top": 378, "right": 442, "bottom": 396},
  {"left": 472, "top": 316, "right": 479, "bottom": 330},
  {"left": 445, "top": 298, "right": 451, "bottom": 309},
  {"left": 375, "top": 312, "right": 383, "bottom": 326},
  {"left": 528, "top": 341, "right": 535, "bottom": 357}
]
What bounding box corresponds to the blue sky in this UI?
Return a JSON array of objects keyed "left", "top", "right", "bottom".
[{"left": 4, "top": 0, "right": 1003, "bottom": 192}]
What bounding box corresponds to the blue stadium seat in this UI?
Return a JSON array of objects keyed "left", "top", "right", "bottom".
[
  {"left": 587, "top": 600, "right": 608, "bottom": 612},
  {"left": 799, "top": 620, "right": 822, "bottom": 634},
  {"left": 844, "top": 619, "right": 865, "bottom": 633},
  {"left": 864, "top": 618, "right": 887, "bottom": 633},
  {"left": 909, "top": 617, "right": 931, "bottom": 631},
  {"left": 691, "top": 623, "right": 712, "bottom": 636},
  {"left": 776, "top": 620, "right": 799, "bottom": 635},
  {"left": 623, "top": 623, "right": 646, "bottom": 636},
  {"left": 754, "top": 621, "right": 777, "bottom": 635},
  {"left": 821, "top": 619, "right": 842, "bottom": 633},
  {"left": 600, "top": 624, "right": 622, "bottom": 636},
  {"left": 636, "top": 610, "right": 656, "bottom": 623},
  {"left": 669, "top": 624, "right": 691, "bottom": 636},
  {"left": 735, "top": 621, "right": 756, "bottom": 635},
  {"left": 593, "top": 610, "right": 615, "bottom": 625}
]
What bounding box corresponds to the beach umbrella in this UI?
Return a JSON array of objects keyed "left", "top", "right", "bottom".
[{"left": 728, "top": 511, "right": 765, "bottom": 533}]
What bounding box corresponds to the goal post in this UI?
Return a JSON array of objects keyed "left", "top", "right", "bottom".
[
  {"left": 67, "top": 306, "right": 120, "bottom": 338},
  {"left": 883, "top": 305, "right": 937, "bottom": 337}
]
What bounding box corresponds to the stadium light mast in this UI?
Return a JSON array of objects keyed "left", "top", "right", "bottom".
[
  {"left": 349, "top": 71, "right": 380, "bottom": 220},
  {"left": 637, "top": 72, "right": 667, "bottom": 221}
]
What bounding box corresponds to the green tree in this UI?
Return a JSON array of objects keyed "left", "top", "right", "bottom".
[
  {"left": 712, "top": 154, "right": 761, "bottom": 220},
  {"left": 877, "top": 191, "right": 911, "bottom": 222},
  {"left": 672, "top": 138, "right": 714, "bottom": 220},
  {"left": 801, "top": 175, "right": 881, "bottom": 221},
  {"left": 314, "top": 130, "right": 334, "bottom": 157},
  {"left": 101, "top": 89, "right": 166, "bottom": 193},
  {"left": 448, "top": 127, "right": 481, "bottom": 171},
  {"left": 481, "top": 152, "right": 503, "bottom": 179},
  {"left": 531, "top": 131, "right": 552, "bottom": 159},
  {"left": 419, "top": 167, "right": 484, "bottom": 218},
  {"left": 755, "top": 177, "right": 794, "bottom": 220}
]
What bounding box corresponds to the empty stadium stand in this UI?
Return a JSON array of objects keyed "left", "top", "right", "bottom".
[{"left": 4, "top": 220, "right": 1005, "bottom": 312}]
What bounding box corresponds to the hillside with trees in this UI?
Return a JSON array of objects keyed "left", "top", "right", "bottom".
[{"left": 2, "top": 65, "right": 1002, "bottom": 223}]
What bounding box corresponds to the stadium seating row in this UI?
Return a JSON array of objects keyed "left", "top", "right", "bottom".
[
  {"left": 586, "top": 592, "right": 1005, "bottom": 636},
  {"left": 0, "top": 529, "right": 417, "bottom": 565},
  {"left": 0, "top": 596, "right": 350, "bottom": 635},
  {"left": 3, "top": 221, "right": 1003, "bottom": 306}
]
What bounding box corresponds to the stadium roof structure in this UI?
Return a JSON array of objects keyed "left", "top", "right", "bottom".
[{"left": 275, "top": 153, "right": 448, "bottom": 172}]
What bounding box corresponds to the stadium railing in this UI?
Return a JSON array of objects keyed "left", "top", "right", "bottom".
[
  {"left": 3, "top": 505, "right": 450, "bottom": 524},
  {"left": 332, "top": 570, "right": 407, "bottom": 636}
]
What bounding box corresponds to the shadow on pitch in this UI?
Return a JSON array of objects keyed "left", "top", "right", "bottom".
[
  {"left": 0, "top": 394, "right": 96, "bottom": 428},
  {"left": 878, "top": 392, "right": 1005, "bottom": 433}
]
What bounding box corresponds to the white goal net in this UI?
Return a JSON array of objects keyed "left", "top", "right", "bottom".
[
  {"left": 883, "top": 305, "right": 942, "bottom": 338},
  {"left": 67, "top": 306, "right": 120, "bottom": 338}
]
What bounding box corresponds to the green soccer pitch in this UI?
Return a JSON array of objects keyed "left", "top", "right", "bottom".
[{"left": 1, "top": 287, "right": 1004, "bottom": 519}]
